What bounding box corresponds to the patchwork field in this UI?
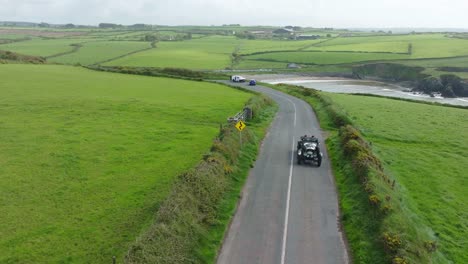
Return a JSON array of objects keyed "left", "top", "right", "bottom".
[
  {"left": 326, "top": 93, "right": 468, "bottom": 263},
  {"left": 308, "top": 34, "right": 468, "bottom": 58},
  {"left": 2, "top": 28, "right": 467, "bottom": 80},
  {"left": 0, "top": 64, "right": 251, "bottom": 263},
  {"left": 105, "top": 36, "right": 239, "bottom": 69},
  {"left": 236, "top": 34, "right": 468, "bottom": 79}
]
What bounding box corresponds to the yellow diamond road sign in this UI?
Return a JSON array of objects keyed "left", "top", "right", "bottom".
[{"left": 235, "top": 120, "right": 246, "bottom": 131}]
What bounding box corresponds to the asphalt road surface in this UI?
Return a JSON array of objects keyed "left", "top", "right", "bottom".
[{"left": 217, "top": 81, "right": 349, "bottom": 264}]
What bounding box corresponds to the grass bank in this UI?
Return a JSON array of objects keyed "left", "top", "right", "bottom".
[
  {"left": 125, "top": 95, "right": 277, "bottom": 263},
  {"left": 0, "top": 64, "right": 251, "bottom": 263},
  {"left": 325, "top": 94, "right": 467, "bottom": 264},
  {"left": 266, "top": 83, "right": 460, "bottom": 263}
]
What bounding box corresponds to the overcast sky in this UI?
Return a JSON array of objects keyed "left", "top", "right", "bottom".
[{"left": 1, "top": 0, "right": 467, "bottom": 28}]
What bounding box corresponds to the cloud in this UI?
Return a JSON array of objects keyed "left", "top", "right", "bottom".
[{"left": 0, "top": 0, "right": 467, "bottom": 28}]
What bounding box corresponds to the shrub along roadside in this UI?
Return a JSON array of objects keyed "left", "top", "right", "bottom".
[
  {"left": 266, "top": 83, "right": 438, "bottom": 264},
  {"left": 125, "top": 95, "right": 276, "bottom": 263},
  {"left": 86, "top": 65, "right": 229, "bottom": 81}
]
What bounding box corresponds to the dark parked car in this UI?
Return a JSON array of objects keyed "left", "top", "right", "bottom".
[{"left": 249, "top": 79, "right": 256, "bottom": 86}]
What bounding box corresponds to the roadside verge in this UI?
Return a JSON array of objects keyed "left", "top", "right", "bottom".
[{"left": 125, "top": 94, "right": 277, "bottom": 263}]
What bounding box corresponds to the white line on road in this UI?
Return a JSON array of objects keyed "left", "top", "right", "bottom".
[
  {"left": 259, "top": 88, "right": 297, "bottom": 127},
  {"left": 281, "top": 97, "right": 297, "bottom": 264},
  {"left": 281, "top": 137, "right": 295, "bottom": 264},
  {"left": 284, "top": 97, "right": 297, "bottom": 127}
]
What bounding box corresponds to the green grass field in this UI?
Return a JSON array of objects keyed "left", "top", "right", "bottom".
[
  {"left": 0, "top": 34, "right": 30, "bottom": 39},
  {"left": 313, "top": 34, "right": 442, "bottom": 47},
  {"left": 0, "top": 64, "right": 251, "bottom": 263},
  {"left": 326, "top": 94, "right": 468, "bottom": 263},
  {"left": 237, "top": 39, "right": 325, "bottom": 55},
  {"left": 106, "top": 36, "right": 238, "bottom": 69},
  {"left": 308, "top": 34, "right": 468, "bottom": 58},
  {"left": 399, "top": 56, "right": 468, "bottom": 68},
  {"left": 244, "top": 51, "right": 409, "bottom": 65},
  {"left": 0, "top": 38, "right": 86, "bottom": 57},
  {"left": 104, "top": 31, "right": 147, "bottom": 40},
  {"left": 234, "top": 59, "right": 288, "bottom": 69},
  {"left": 49, "top": 40, "right": 151, "bottom": 65},
  {"left": 311, "top": 40, "right": 409, "bottom": 53}
]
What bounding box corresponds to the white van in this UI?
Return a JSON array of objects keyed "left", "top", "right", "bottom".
[{"left": 231, "top": 75, "right": 246, "bottom": 82}]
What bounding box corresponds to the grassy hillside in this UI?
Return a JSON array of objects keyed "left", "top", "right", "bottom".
[
  {"left": 0, "top": 64, "right": 251, "bottom": 263},
  {"left": 327, "top": 94, "right": 468, "bottom": 263}
]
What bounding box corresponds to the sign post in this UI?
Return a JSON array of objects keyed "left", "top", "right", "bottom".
[{"left": 235, "top": 120, "right": 246, "bottom": 145}]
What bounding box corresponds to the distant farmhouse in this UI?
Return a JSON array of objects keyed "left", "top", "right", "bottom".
[
  {"left": 245, "top": 27, "right": 323, "bottom": 41},
  {"left": 273, "top": 28, "right": 294, "bottom": 34},
  {"left": 247, "top": 30, "right": 273, "bottom": 37},
  {"left": 272, "top": 28, "right": 322, "bottom": 40}
]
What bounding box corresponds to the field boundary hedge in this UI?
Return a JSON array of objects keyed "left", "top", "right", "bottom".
[
  {"left": 87, "top": 65, "right": 229, "bottom": 81},
  {"left": 0, "top": 50, "right": 45, "bottom": 64},
  {"left": 125, "top": 94, "right": 275, "bottom": 263},
  {"left": 267, "top": 83, "right": 439, "bottom": 264}
]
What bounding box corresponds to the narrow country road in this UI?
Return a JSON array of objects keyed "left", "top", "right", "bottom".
[{"left": 216, "top": 81, "right": 349, "bottom": 264}]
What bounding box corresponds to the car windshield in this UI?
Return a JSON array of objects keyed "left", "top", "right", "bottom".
[{"left": 304, "top": 142, "right": 316, "bottom": 148}]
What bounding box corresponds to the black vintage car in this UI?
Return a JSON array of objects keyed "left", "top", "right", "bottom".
[{"left": 297, "top": 135, "right": 322, "bottom": 167}]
